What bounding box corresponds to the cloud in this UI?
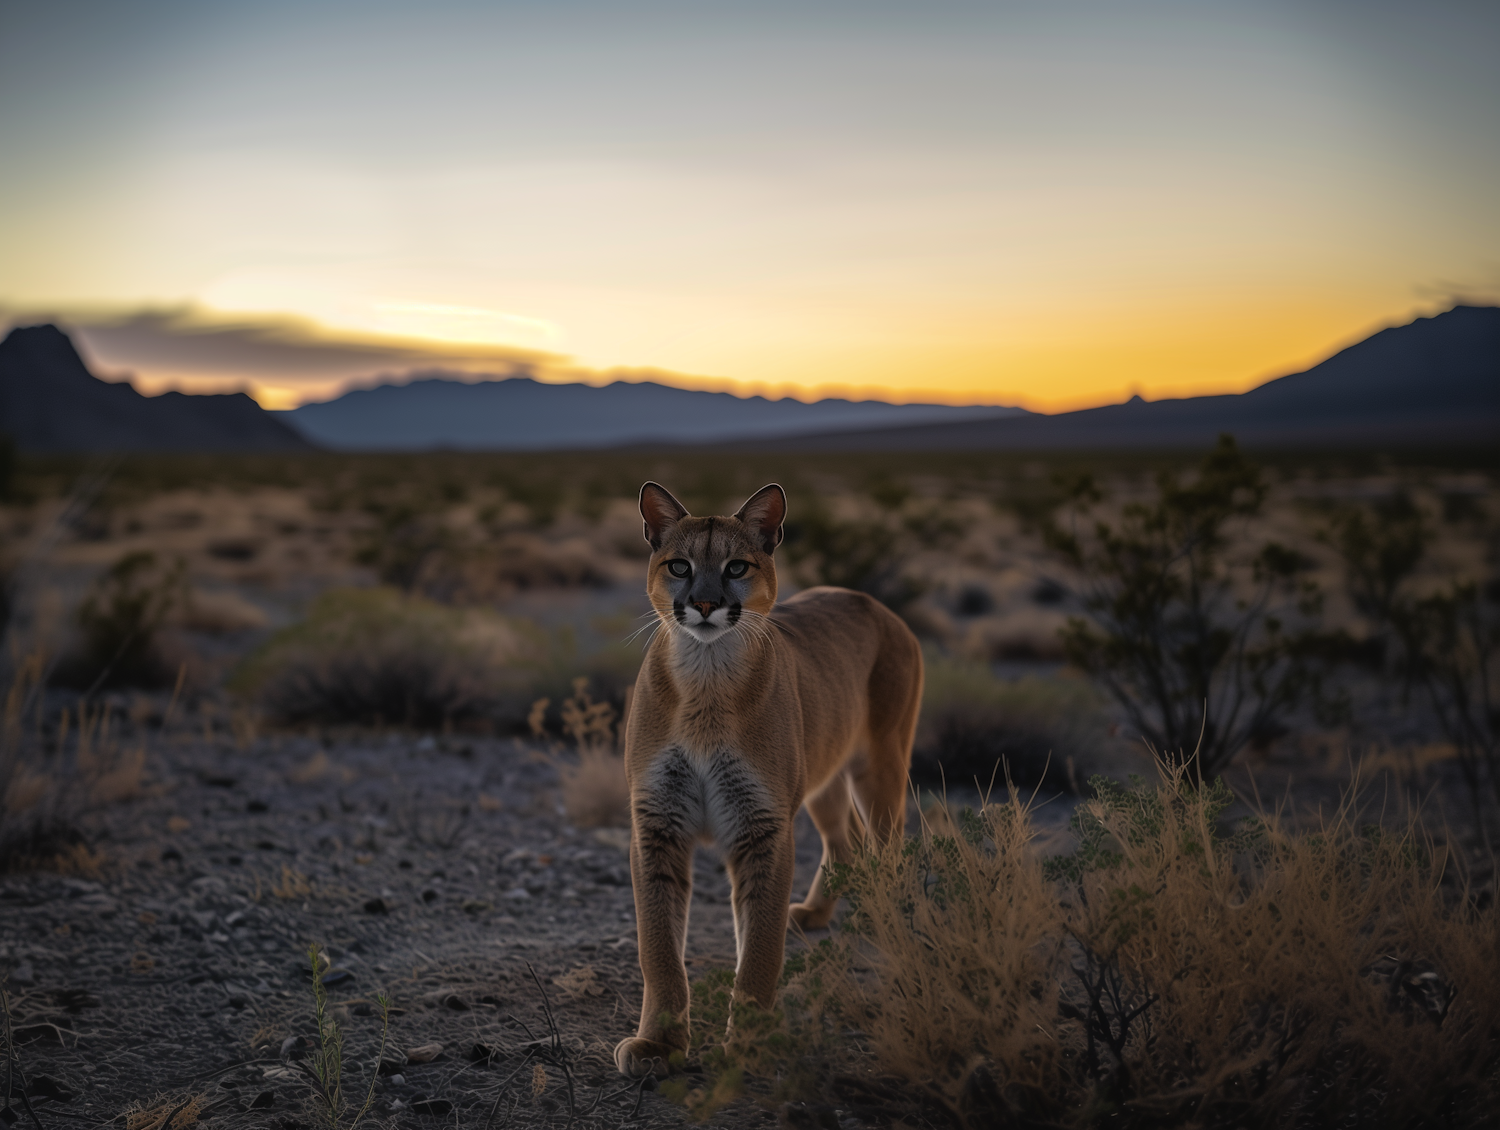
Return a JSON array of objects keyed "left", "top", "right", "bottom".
[
  {"left": 0, "top": 303, "right": 579, "bottom": 406},
  {"left": 1, "top": 301, "right": 983, "bottom": 411},
  {"left": 70, "top": 304, "right": 554, "bottom": 379}
]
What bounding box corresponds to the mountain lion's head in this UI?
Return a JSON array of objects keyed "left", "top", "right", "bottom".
[{"left": 638, "top": 482, "right": 785, "bottom": 644}]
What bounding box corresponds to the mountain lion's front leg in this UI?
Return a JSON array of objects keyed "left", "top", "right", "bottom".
[
  {"left": 725, "top": 816, "right": 797, "bottom": 1011},
  {"left": 615, "top": 796, "right": 694, "bottom": 1077}
]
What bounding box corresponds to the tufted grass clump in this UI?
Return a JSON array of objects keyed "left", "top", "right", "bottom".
[
  {"left": 674, "top": 770, "right": 1500, "bottom": 1127},
  {"left": 809, "top": 767, "right": 1500, "bottom": 1128}
]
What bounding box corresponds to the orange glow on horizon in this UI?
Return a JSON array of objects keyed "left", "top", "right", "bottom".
[{"left": 77, "top": 293, "right": 1441, "bottom": 417}]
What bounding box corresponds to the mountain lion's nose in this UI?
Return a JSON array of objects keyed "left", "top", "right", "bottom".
[{"left": 692, "top": 601, "right": 719, "bottom": 619}]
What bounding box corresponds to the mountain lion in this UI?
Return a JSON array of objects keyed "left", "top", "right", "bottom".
[{"left": 614, "top": 481, "right": 923, "bottom": 1077}]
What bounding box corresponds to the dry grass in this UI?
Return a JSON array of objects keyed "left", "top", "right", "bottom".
[
  {"left": 272, "top": 865, "right": 314, "bottom": 900},
  {"left": 124, "top": 1094, "right": 203, "bottom": 1130},
  {"left": 794, "top": 768, "right": 1500, "bottom": 1128},
  {"left": 539, "top": 678, "right": 630, "bottom": 830},
  {"left": 2, "top": 653, "right": 148, "bottom": 869}
]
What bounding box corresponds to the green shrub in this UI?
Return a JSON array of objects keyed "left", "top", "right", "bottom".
[
  {"left": 1043, "top": 435, "right": 1333, "bottom": 778},
  {"left": 235, "top": 588, "right": 639, "bottom": 731},
  {"left": 1326, "top": 493, "right": 1500, "bottom": 846},
  {"left": 234, "top": 588, "right": 526, "bottom": 728},
  {"left": 58, "top": 551, "right": 186, "bottom": 689}
]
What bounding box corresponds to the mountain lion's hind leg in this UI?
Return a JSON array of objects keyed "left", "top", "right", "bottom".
[
  {"left": 790, "top": 773, "right": 858, "bottom": 930},
  {"left": 854, "top": 637, "right": 922, "bottom": 843},
  {"left": 615, "top": 812, "right": 694, "bottom": 1077}
]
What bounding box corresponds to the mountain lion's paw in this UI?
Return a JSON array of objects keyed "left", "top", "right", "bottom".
[
  {"left": 614, "top": 1036, "right": 684, "bottom": 1077},
  {"left": 789, "top": 901, "right": 835, "bottom": 930}
]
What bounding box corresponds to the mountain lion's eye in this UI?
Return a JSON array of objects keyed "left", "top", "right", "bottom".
[
  {"left": 667, "top": 560, "right": 691, "bottom": 578},
  {"left": 725, "top": 560, "right": 749, "bottom": 579}
]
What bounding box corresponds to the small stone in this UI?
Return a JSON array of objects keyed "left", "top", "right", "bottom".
[
  {"left": 388, "top": 1073, "right": 405, "bottom": 1086},
  {"left": 460, "top": 899, "right": 492, "bottom": 913},
  {"left": 280, "top": 1035, "right": 310, "bottom": 1060},
  {"left": 421, "top": 889, "right": 438, "bottom": 904},
  {"left": 10, "top": 962, "right": 34, "bottom": 985},
  {"left": 249, "top": 1091, "right": 275, "bottom": 1109},
  {"left": 363, "top": 898, "right": 388, "bottom": 915},
  {"left": 246, "top": 799, "right": 270, "bottom": 813},
  {"left": 405, "top": 1043, "right": 443, "bottom": 1064},
  {"left": 320, "top": 970, "right": 355, "bottom": 987},
  {"left": 441, "top": 994, "right": 468, "bottom": 1011},
  {"left": 503, "top": 888, "right": 531, "bottom": 901}
]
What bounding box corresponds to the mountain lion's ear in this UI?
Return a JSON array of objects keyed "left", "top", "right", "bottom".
[
  {"left": 733, "top": 484, "right": 786, "bottom": 556},
  {"left": 639, "top": 482, "right": 689, "bottom": 551}
]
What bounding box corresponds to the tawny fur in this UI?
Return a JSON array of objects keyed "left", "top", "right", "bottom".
[{"left": 614, "top": 482, "right": 923, "bottom": 1077}]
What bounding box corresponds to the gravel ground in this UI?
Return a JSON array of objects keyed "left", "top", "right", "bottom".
[{"left": 2, "top": 725, "right": 874, "bottom": 1130}]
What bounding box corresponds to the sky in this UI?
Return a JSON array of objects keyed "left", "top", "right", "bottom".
[{"left": 1, "top": 0, "right": 1497, "bottom": 412}]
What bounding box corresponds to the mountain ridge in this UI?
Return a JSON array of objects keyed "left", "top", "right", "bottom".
[
  {"left": 279, "top": 373, "right": 1025, "bottom": 451},
  {"left": 0, "top": 324, "right": 313, "bottom": 452},
  {"left": 714, "top": 305, "right": 1500, "bottom": 451}
]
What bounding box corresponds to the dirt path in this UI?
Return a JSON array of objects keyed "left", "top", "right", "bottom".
[{"left": 2, "top": 730, "right": 844, "bottom": 1129}]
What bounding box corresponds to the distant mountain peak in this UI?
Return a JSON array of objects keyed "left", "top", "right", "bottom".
[
  {"left": 728, "top": 304, "right": 1500, "bottom": 452},
  {"left": 0, "top": 323, "right": 314, "bottom": 452}
]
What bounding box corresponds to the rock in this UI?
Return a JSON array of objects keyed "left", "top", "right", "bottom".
[
  {"left": 363, "top": 898, "right": 388, "bottom": 915},
  {"left": 421, "top": 889, "right": 438, "bottom": 904},
  {"left": 377, "top": 1057, "right": 407, "bottom": 1076},
  {"left": 460, "top": 898, "right": 492, "bottom": 913},
  {"left": 280, "top": 1035, "right": 310, "bottom": 1060},
  {"left": 249, "top": 1091, "right": 275, "bottom": 1109},
  {"left": 320, "top": 970, "right": 355, "bottom": 987},
  {"left": 10, "top": 962, "right": 34, "bottom": 985},
  {"left": 441, "top": 994, "right": 468, "bottom": 1011},
  {"left": 246, "top": 799, "right": 270, "bottom": 813},
  {"left": 405, "top": 1043, "right": 443, "bottom": 1064},
  {"left": 503, "top": 888, "right": 531, "bottom": 901}
]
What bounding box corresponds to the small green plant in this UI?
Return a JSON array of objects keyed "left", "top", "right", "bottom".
[
  {"left": 299, "top": 944, "right": 389, "bottom": 1130},
  {"left": 659, "top": 950, "right": 843, "bottom": 1120}
]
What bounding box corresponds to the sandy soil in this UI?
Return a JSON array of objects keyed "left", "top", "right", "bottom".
[{"left": 1, "top": 721, "right": 923, "bottom": 1129}]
